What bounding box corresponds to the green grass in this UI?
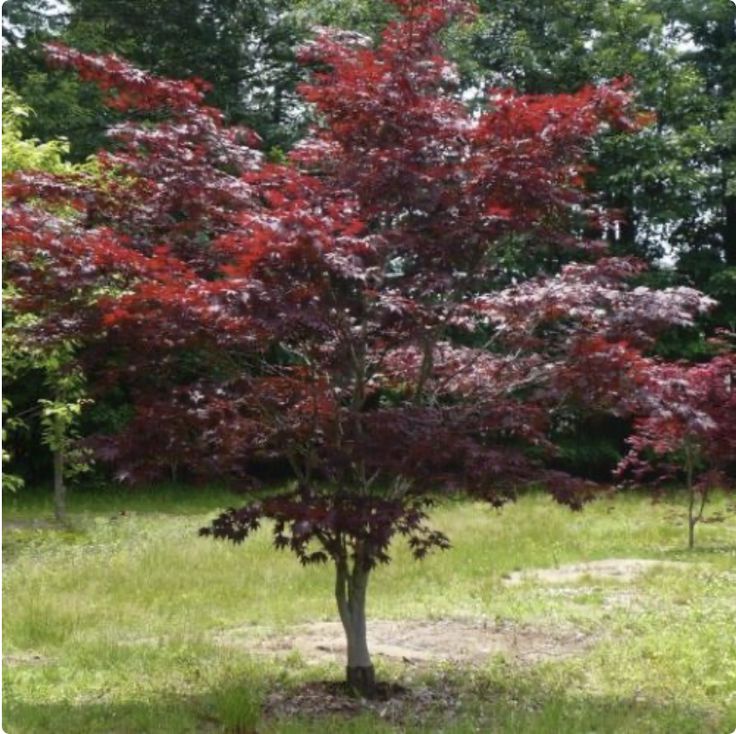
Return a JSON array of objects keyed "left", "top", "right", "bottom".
[{"left": 3, "top": 484, "right": 736, "bottom": 733}]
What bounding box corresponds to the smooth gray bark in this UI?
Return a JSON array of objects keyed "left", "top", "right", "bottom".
[{"left": 335, "top": 556, "right": 375, "bottom": 694}]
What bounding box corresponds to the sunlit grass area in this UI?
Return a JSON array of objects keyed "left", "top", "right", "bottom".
[{"left": 3, "top": 485, "right": 736, "bottom": 732}]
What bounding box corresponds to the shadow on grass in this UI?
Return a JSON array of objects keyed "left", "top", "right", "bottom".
[
  {"left": 3, "top": 668, "right": 730, "bottom": 734},
  {"left": 1, "top": 481, "right": 247, "bottom": 521},
  {"left": 660, "top": 543, "right": 736, "bottom": 560},
  {"left": 3, "top": 679, "right": 261, "bottom": 734}
]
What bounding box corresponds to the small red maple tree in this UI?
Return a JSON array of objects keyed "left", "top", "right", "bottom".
[
  {"left": 617, "top": 353, "right": 736, "bottom": 548},
  {"left": 3, "top": 0, "right": 720, "bottom": 692}
]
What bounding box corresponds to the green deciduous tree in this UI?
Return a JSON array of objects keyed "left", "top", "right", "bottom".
[
  {"left": 2, "top": 87, "right": 72, "bottom": 173},
  {"left": 3, "top": 0, "right": 312, "bottom": 157},
  {"left": 2, "top": 91, "right": 93, "bottom": 511},
  {"left": 455, "top": 0, "right": 735, "bottom": 280}
]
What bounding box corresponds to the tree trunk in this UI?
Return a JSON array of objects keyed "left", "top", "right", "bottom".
[
  {"left": 53, "top": 448, "right": 66, "bottom": 522},
  {"left": 335, "top": 558, "right": 375, "bottom": 696},
  {"left": 724, "top": 195, "right": 736, "bottom": 267},
  {"left": 685, "top": 443, "right": 696, "bottom": 550}
]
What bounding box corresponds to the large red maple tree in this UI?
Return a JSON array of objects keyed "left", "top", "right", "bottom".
[{"left": 3, "top": 0, "right": 721, "bottom": 692}]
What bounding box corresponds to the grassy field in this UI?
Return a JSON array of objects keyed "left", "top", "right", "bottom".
[{"left": 3, "top": 484, "right": 736, "bottom": 733}]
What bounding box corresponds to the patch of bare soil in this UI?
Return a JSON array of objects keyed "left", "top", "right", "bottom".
[
  {"left": 215, "top": 558, "right": 684, "bottom": 673},
  {"left": 216, "top": 618, "right": 594, "bottom": 667},
  {"left": 501, "top": 558, "right": 684, "bottom": 586}
]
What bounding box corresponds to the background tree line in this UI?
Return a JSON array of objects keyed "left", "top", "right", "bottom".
[{"left": 3, "top": 0, "right": 735, "bottom": 488}]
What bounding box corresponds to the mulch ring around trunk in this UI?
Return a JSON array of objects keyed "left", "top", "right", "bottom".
[{"left": 263, "top": 677, "right": 461, "bottom": 722}]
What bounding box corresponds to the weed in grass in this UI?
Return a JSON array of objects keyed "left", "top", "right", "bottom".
[{"left": 209, "top": 677, "right": 264, "bottom": 733}]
